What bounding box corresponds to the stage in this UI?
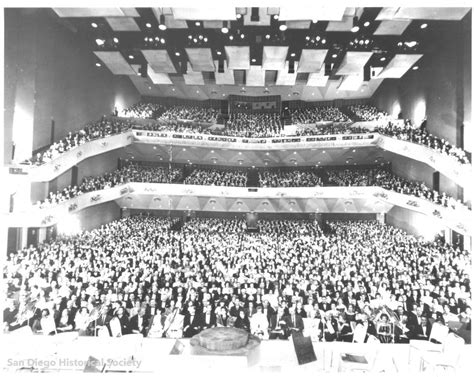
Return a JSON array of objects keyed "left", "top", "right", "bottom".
[{"left": 1, "top": 333, "right": 472, "bottom": 374}]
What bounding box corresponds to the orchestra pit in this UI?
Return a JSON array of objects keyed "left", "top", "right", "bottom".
[{"left": 2, "top": 4, "right": 473, "bottom": 375}]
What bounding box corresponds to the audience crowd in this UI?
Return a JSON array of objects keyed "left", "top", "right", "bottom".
[
  {"left": 27, "top": 118, "right": 133, "bottom": 166},
  {"left": 184, "top": 167, "right": 247, "bottom": 187},
  {"left": 3, "top": 216, "right": 470, "bottom": 344},
  {"left": 225, "top": 113, "right": 283, "bottom": 138},
  {"left": 259, "top": 169, "right": 323, "bottom": 188},
  {"left": 376, "top": 123, "right": 471, "bottom": 164},
  {"left": 289, "top": 106, "right": 350, "bottom": 124},
  {"left": 118, "top": 102, "right": 166, "bottom": 119},
  {"left": 346, "top": 105, "right": 392, "bottom": 123}
]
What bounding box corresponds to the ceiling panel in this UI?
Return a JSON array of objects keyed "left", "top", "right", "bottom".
[
  {"left": 183, "top": 63, "right": 205, "bottom": 85},
  {"left": 151, "top": 8, "right": 188, "bottom": 29},
  {"left": 172, "top": 7, "right": 237, "bottom": 20},
  {"left": 386, "top": 7, "right": 471, "bottom": 21},
  {"left": 338, "top": 74, "right": 364, "bottom": 91},
  {"left": 377, "top": 54, "right": 423, "bottom": 78},
  {"left": 306, "top": 71, "right": 329, "bottom": 87},
  {"left": 286, "top": 21, "right": 311, "bottom": 29},
  {"left": 93, "top": 51, "right": 135, "bottom": 75},
  {"left": 53, "top": 8, "right": 131, "bottom": 17},
  {"left": 225, "top": 46, "right": 250, "bottom": 70},
  {"left": 373, "top": 20, "right": 412, "bottom": 35},
  {"left": 214, "top": 60, "right": 235, "bottom": 85},
  {"left": 106, "top": 17, "right": 141, "bottom": 32},
  {"left": 275, "top": 61, "right": 298, "bottom": 86},
  {"left": 298, "top": 49, "right": 328, "bottom": 73},
  {"left": 141, "top": 50, "right": 177, "bottom": 73},
  {"left": 246, "top": 65, "right": 265, "bottom": 86},
  {"left": 326, "top": 15, "right": 354, "bottom": 32},
  {"left": 203, "top": 21, "right": 224, "bottom": 28},
  {"left": 262, "top": 46, "right": 289, "bottom": 70},
  {"left": 242, "top": 8, "right": 271, "bottom": 26},
  {"left": 185, "top": 48, "right": 215, "bottom": 72},
  {"left": 278, "top": 6, "right": 346, "bottom": 21},
  {"left": 336, "top": 51, "right": 373, "bottom": 75}
]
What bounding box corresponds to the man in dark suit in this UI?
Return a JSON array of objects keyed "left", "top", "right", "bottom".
[
  {"left": 183, "top": 305, "right": 203, "bottom": 338},
  {"left": 116, "top": 306, "right": 131, "bottom": 335},
  {"left": 262, "top": 300, "right": 275, "bottom": 322},
  {"left": 95, "top": 304, "right": 113, "bottom": 336},
  {"left": 269, "top": 306, "right": 290, "bottom": 340},
  {"left": 406, "top": 306, "right": 427, "bottom": 340},
  {"left": 202, "top": 302, "right": 216, "bottom": 329},
  {"left": 130, "top": 307, "right": 150, "bottom": 336},
  {"left": 284, "top": 306, "right": 304, "bottom": 334}
]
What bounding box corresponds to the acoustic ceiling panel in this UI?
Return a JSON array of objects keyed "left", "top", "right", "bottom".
[
  {"left": 172, "top": 7, "right": 237, "bottom": 20},
  {"left": 225, "top": 46, "right": 250, "bottom": 70},
  {"left": 93, "top": 51, "right": 135, "bottom": 75},
  {"left": 377, "top": 7, "right": 471, "bottom": 21},
  {"left": 326, "top": 15, "right": 354, "bottom": 32},
  {"left": 183, "top": 64, "right": 205, "bottom": 85},
  {"left": 243, "top": 8, "right": 271, "bottom": 26},
  {"left": 275, "top": 61, "right": 298, "bottom": 86},
  {"left": 246, "top": 65, "right": 265, "bottom": 87},
  {"left": 141, "top": 50, "right": 177, "bottom": 73},
  {"left": 185, "top": 48, "right": 215, "bottom": 72},
  {"left": 151, "top": 8, "right": 188, "bottom": 29},
  {"left": 54, "top": 8, "right": 139, "bottom": 17},
  {"left": 286, "top": 21, "right": 311, "bottom": 29},
  {"left": 106, "top": 17, "right": 141, "bottom": 32},
  {"left": 262, "top": 46, "right": 289, "bottom": 70},
  {"left": 373, "top": 20, "right": 412, "bottom": 35},
  {"left": 338, "top": 74, "right": 364, "bottom": 91},
  {"left": 306, "top": 72, "right": 329, "bottom": 87},
  {"left": 298, "top": 49, "right": 328, "bottom": 73},
  {"left": 278, "top": 6, "right": 346, "bottom": 21},
  {"left": 214, "top": 60, "right": 235, "bottom": 85},
  {"left": 336, "top": 51, "right": 373, "bottom": 75},
  {"left": 377, "top": 54, "right": 423, "bottom": 78}
]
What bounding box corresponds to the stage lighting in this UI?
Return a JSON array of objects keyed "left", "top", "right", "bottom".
[{"left": 159, "top": 15, "right": 167, "bottom": 30}]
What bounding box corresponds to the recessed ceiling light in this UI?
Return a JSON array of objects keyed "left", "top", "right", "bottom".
[
  {"left": 196, "top": 90, "right": 199, "bottom": 93},
  {"left": 239, "top": 152, "right": 242, "bottom": 155},
  {"left": 146, "top": 23, "right": 152, "bottom": 28},
  {"left": 195, "top": 21, "right": 201, "bottom": 26},
  {"left": 211, "top": 150, "right": 214, "bottom": 153},
  {"left": 279, "top": 24, "right": 288, "bottom": 31},
  {"left": 265, "top": 34, "right": 271, "bottom": 39},
  {"left": 380, "top": 57, "right": 386, "bottom": 61},
  {"left": 95, "top": 38, "right": 105, "bottom": 46},
  {"left": 420, "top": 23, "right": 428, "bottom": 29},
  {"left": 236, "top": 14, "right": 242, "bottom": 19},
  {"left": 351, "top": 26, "right": 360, "bottom": 33},
  {"left": 312, "top": 20, "right": 318, "bottom": 24},
  {"left": 172, "top": 88, "right": 175, "bottom": 91},
  {"left": 113, "top": 37, "right": 119, "bottom": 43},
  {"left": 229, "top": 35, "right": 234, "bottom": 40},
  {"left": 412, "top": 66, "right": 419, "bottom": 70},
  {"left": 364, "top": 21, "right": 370, "bottom": 27},
  {"left": 198, "top": 35, "right": 203, "bottom": 40},
  {"left": 188, "top": 35, "right": 192, "bottom": 39},
  {"left": 175, "top": 52, "right": 180, "bottom": 56},
  {"left": 290, "top": 53, "right": 296, "bottom": 57},
  {"left": 193, "top": 38, "right": 198, "bottom": 43},
  {"left": 161, "top": 38, "right": 165, "bottom": 44},
  {"left": 332, "top": 54, "right": 337, "bottom": 58},
  {"left": 216, "top": 51, "right": 222, "bottom": 56},
  {"left": 305, "top": 36, "right": 310, "bottom": 40},
  {"left": 251, "top": 58, "right": 256, "bottom": 62},
  {"left": 159, "top": 24, "right": 167, "bottom": 31},
  {"left": 91, "top": 22, "right": 98, "bottom": 28},
  {"left": 241, "top": 34, "right": 245, "bottom": 39},
  {"left": 183, "top": 148, "right": 186, "bottom": 151},
  {"left": 222, "top": 93, "right": 225, "bottom": 96},
  {"left": 321, "top": 39, "right": 326, "bottom": 44},
  {"left": 221, "top": 27, "right": 229, "bottom": 34},
  {"left": 95, "top": 62, "right": 101, "bottom": 67},
  {"left": 204, "top": 37, "right": 208, "bottom": 42},
  {"left": 274, "top": 15, "right": 279, "bottom": 20},
  {"left": 128, "top": 55, "right": 134, "bottom": 59}
]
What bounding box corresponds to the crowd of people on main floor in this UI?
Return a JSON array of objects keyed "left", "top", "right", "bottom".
[
  {"left": 3, "top": 216, "right": 470, "bottom": 343},
  {"left": 184, "top": 167, "right": 248, "bottom": 187},
  {"left": 346, "top": 105, "right": 392, "bottom": 123},
  {"left": 36, "top": 163, "right": 470, "bottom": 211},
  {"left": 295, "top": 123, "right": 372, "bottom": 136},
  {"left": 259, "top": 169, "right": 323, "bottom": 188},
  {"left": 288, "top": 106, "right": 350, "bottom": 124},
  {"left": 26, "top": 118, "right": 133, "bottom": 166},
  {"left": 224, "top": 113, "right": 283, "bottom": 138},
  {"left": 376, "top": 123, "right": 471, "bottom": 164}
]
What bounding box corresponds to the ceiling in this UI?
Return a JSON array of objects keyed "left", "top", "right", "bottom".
[{"left": 51, "top": 7, "right": 471, "bottom": 101}]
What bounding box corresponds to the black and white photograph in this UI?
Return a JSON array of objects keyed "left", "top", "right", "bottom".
[{"left": 1, "top": 0, "right": 472, "bottom": 374}]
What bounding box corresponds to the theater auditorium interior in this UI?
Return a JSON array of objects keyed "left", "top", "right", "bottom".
[{"left": 1, "top": 5, "right": 473, "bottom": 374}]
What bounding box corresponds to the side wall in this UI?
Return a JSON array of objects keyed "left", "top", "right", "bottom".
[
  {"left": 76, "top": 201, "right": 121, "bottom": 231},
  {"left": 4, "top": 8, "right": 140, "bottom": 163},
  {"left": 386, "top": 206, "right": 444, "bottom": 241}
]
